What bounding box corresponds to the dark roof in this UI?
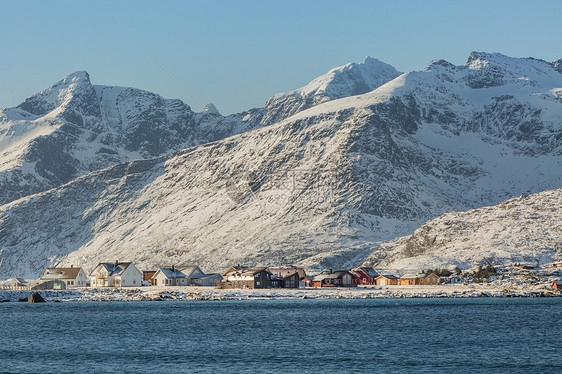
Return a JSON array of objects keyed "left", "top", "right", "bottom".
[
  {"left": 154, "top": 266, "right": 201, "bottom": 279},
  {"left": 352, "top": 268, "right": 381, "bottom": 277},
  {"left": 313, "top": 271, "right": 351, "bottom": 281},
  {"left": 90, "top": 262, "right": 133, "bottom": 276},
  {"left": 376, "top": 274, "right": 398, "bottom": 279}
]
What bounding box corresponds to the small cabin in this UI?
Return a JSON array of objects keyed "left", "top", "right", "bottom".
[
  {"left": 375, "top": 274, "right": 399, "bottom": 286},
  {"left": 399, "top": 274, "right": 423, "bottom": 286},
  {"left": 553, "top": 279, "right": 562, "bottom": 290},
  {"left": 422, "top": 273, "right": 440, "bottom": 285}
]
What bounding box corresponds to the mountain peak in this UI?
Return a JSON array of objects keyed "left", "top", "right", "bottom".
[
  {"left": 60, "top": 70, "right": 91, "bottom": 84},
  {"left": 203, "top": 103, "right": 220, "bottom": 115},
  {"left": 16, "top": 70, "right": 98, "bottom": 117}
]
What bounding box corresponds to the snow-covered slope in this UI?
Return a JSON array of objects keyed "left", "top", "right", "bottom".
[
  {"left": 0, "top": 52, "right": 561, "bottom": 278},
  {"left": 0, "top": 58, "right": 399, "bottom": 206},
  {"left": 363, "top": 188, "right": 562, "bottom": 270}
]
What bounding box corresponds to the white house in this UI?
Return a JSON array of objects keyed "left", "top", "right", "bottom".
[
  {"left": 40, "top": 266, "right": 89, "bottom": 288},
  {"left": 89, "top": 262, "right": 142, "bottom": 288},
  {"left": 151, "top": 265, "right": 220, "bottom": 286}
]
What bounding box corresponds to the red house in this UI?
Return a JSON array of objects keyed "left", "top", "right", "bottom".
[
  {"left": 552, "top": 279, "right": 562, "bottom": 290},
  {"left": 351, "top": 267, "right": 381, "bottom": 285},
  {"left": 312, "top": 270, "right": 356, "bottom": 287}
]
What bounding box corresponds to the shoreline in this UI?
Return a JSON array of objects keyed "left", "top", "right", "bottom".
[{"left": 1, "top": 284, "right": 561, "bottom": 302}]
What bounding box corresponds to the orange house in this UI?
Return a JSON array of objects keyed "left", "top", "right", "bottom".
[
  {"left": 422, "top": 273, "right": 440, "bottom": 285},
  {"left": 399, "top": 274, "right": 423, "bottom": 285},
  {"left": 375, "top": 275, "right": 398, "bottom": 286}
]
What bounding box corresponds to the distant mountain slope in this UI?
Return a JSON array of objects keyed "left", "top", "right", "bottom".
[
  {"left": 0, "top": 52, "right": 561, "bottom": 278},
  {"left": 0, "top": 58, "right": 399, "bottom": 206},
  {"left": 362, "top": 188, "right": 562, "bottom": 270}
]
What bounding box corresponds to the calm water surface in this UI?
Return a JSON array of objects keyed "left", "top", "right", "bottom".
[{"left": 1, "top": 298, "right": 561, "bottom": 373}]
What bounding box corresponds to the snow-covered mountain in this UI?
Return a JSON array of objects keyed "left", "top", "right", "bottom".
[
  {"left": 0, "top": 58, "right": 399, "bottom": 206},
  {"left": 362, "top": 188, "right": 562, "bottom": 270},
  {"left": 0, "top": 52, "right": 561, "bottom": 278}
]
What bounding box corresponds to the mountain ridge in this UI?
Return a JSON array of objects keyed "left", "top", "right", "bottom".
[
  {"left": 0, "top": 57, "right": 400, "bottom": 206},
  {"left": 0, "top": 52, "right": 561, "bottom": 278}
]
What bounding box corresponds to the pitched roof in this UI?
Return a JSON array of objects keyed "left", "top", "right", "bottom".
[
  {"left": 153, "top": 266, "right": 202, "bottom": 279},
  {"left": 91, "top": 262, "right": 132, "bottom": 276},
  {"left": 313, "top": 271, "right": 351, "bottom": 281},
  {"left": 42, "top": 267, "right": 83, "bottom": 280},
  {"left": 401, "top": 273, "right": 424, "bottom": 279},
  {"left": 376, "top": 274, "right": 398, "bottom": 279},
  {"left": 268, "top": 267, "right": 304, "bottom": 278},
  {"left": 222, "top": 265, "right": 247, "bottom": 276},
  {"left": 353, "top": 268, "right": 381, "bottom": 277}
]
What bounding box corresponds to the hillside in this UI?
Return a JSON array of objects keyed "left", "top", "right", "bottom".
[
  {"left": 0, "top": 52, "right": 561, "bottom": 277},
  {"left": 363, "top": 188, "right": 562, "bottom": 270}
]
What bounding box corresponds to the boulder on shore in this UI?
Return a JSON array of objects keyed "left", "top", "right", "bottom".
[{"left": 28, "top": 292, "right": 46, "bottom": 303}]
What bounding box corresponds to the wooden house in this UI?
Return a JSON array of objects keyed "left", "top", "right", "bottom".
[
  {"left": 40, "top": 266, "right": 88, "bottom": 289},
  {"left": 552, "top": 279, "right": 562, "bottom": 290},
  {"left": 422, "top": 273, "right": 440, "bottom": 285},
  {"left": 375, "top": 274, "right": 399, "bottom": 286},
  {"left": 219, "top": 268, "right": 272, "bottom": 289},
  {"left": 89, "top": 262, "right": 142, "bottom": 288},
  {"left": 351, "top": 267, "right": 381, "bottom": 285},
  {"left": 399, "top": 273, "right": 423, "bottom": 286},
  {"left": 311, "top": 270, "right": 356, "bottom": 287},
  {"left": 268, "top": 267, "right": 304, "bottom": 288}
]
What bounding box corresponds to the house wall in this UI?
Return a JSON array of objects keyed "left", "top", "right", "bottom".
[
  {"left": 152, "top": 272, "right": 188, "bottom": 286},
  {"left": 422, "top": 274, "right": 439, "bottom": 285},
  {"left": 283, "top": 274, "right": 299, "bottom": 288},
  {"left": 219, "top": 280, "right": 255, "bottom": 289},
  {"left": 120, "top": 265, "right": 142, "bottom": 287},
  {"left": 377, "top": 277, "right": 398, "bottom": 286},
  {"left": 253, "top": 271, "right": 271, "bottom": 289},
  {"left": 89, "top": 266, "right": 112, "bottom": 288}
]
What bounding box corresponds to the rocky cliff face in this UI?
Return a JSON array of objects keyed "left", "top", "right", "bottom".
[{"left": 0, "top": 52, "right": 561, "bottom": 277}]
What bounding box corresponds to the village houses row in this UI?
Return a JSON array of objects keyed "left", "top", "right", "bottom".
[{"left": 6, "top": 261, "right": 444, "bottom": 290}]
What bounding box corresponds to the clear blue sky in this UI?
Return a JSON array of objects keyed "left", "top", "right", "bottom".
[{"left": 1, "top": 0, "right": 561, "bottom": 114}]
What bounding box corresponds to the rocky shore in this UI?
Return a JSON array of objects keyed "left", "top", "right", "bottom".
[{"left": 1, "top": 284, "right": 561, "bottom": 303}]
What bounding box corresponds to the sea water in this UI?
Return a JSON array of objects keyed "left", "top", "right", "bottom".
[{"left": 1, "top": 298, "right": 561, "bottom": 373}]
